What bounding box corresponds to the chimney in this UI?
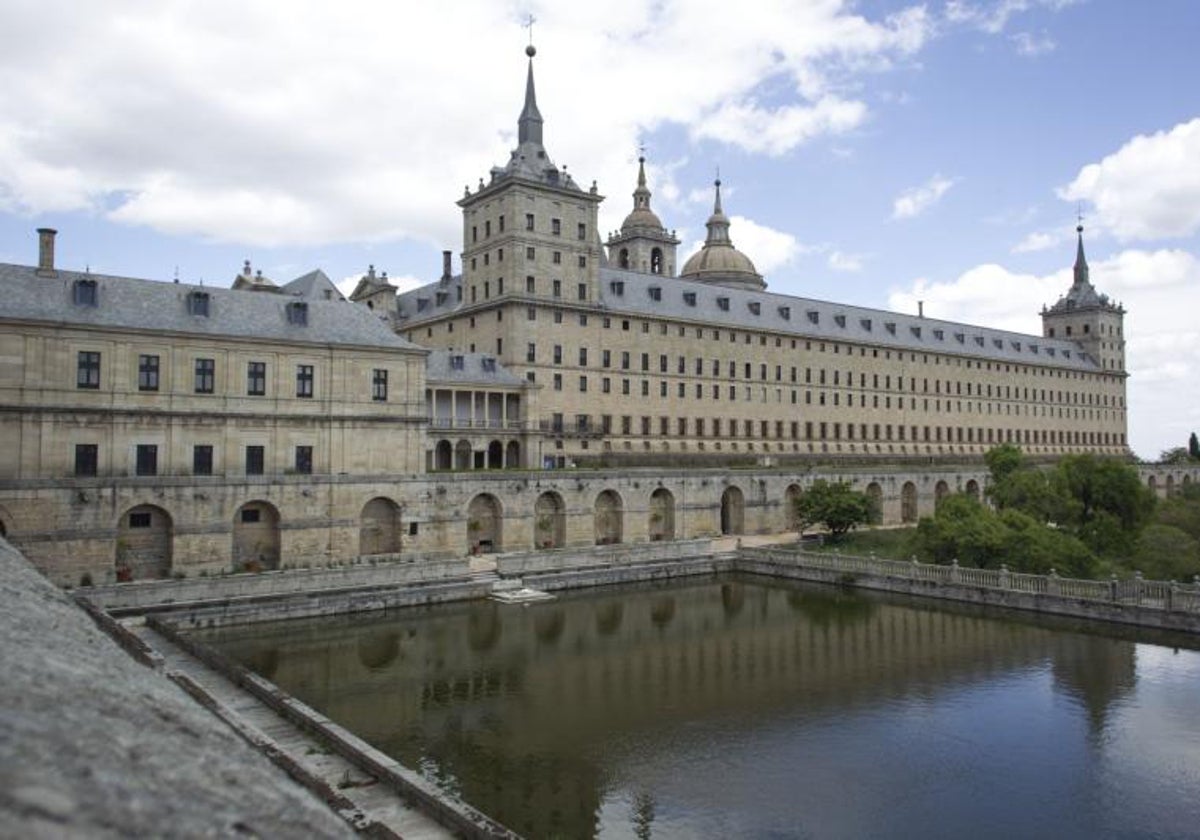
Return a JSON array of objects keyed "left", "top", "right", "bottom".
[
  {"left": 36, "top": 228, "right": 57, "bottom": 276},
  {"left": 918, "top": 300, "right": 924, "bottom": 318},
  {"left": 441, "top": 250, "right": 453, "bottom": 282}
]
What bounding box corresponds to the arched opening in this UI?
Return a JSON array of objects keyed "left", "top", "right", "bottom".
[
  {"left": 649, "top": 488, "right": 675, "bottom": 541},
  {"left": 534, "top": 491, "right": 566, "bottom": 550},
  {"left": 965, "top": 479, "right": 981, "bottom": 502},
  {"left": 487, "top": 440, "right": 503, "bottom": 469},
  {"left": 650, "top": 247, "right": 663, "bottom": 275},
  {"left": 900, "top": 482, "right": 918, "bottom": 524},
  {"left": 934, "top": 480, "right": 950, "bottom": 509},
  {"left": 1184, "top": 475, "right": 1193, "bottom": 489},
  {"left": 1166, "top": 474, "right": 1176, "bottom": 497},
  {"left": 360, "top": 497, "right": 402, "bottom": 556},
  {"left": 784, "top": 484, "right": 803, "bottom": 531},
  {"left": 618, "top": 248, "right": 630, "bottom": 269},
  {"left": 434, "top": 440, "right": 452, "bottom": 471},
  {"left": 467, "top": 493, "right": 502, "bottom": 553},
  {"left": 505, "top": 440, "right": 520, "bottom": 469},
  {"left": 117, "top": 504, "right": 172, "bottom": 581},
  {"left": 720, "top": 486, "right": 745, "bottom": 535},
  {"left": 594, "top": 490, "right": 623, "bottom": 545},
  {"left": 1147, "top": 475, "right": 1158, "bottom": 495},
  {"left": 454, "top": 440, "right": 473, "bottom": 471},
  {"left": 233, "top": 501, "right": 280, "bottom": 572},
  {"left": 866, "top": 482, "right": 883, "bottom": 525}
]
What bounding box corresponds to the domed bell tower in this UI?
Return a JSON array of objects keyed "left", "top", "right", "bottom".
[
  {"left": 605, "top": 156, "right": 679, "bottom": 276},
  {"left": 1041, "top": 225, "right": 1126, "bottom": 373}
]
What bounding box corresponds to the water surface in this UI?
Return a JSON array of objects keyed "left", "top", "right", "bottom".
[{"left": 201, "top": 577, "right": 1200, "bottom": 839}]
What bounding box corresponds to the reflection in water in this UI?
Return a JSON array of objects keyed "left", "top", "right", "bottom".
[{"left": 202, "top": 577, "right": 1200, "bottom": 839}]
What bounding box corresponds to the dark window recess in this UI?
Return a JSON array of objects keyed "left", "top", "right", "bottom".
[
  {"left": 287, "top": 301, "right": 308, "bottom": 325},
  {"left": 187, "top": 291, "right": 210, "bottom": 316},
  {"left": 128, "top": 512, "right": 152, "bottom": 528},
  {"left": 73, "top": 278, "right": 98, "bottom": 306},
  {"left": 137, "top": 354, "right": 160, "bottom": 391},
  {"left": 296, "top": 365, "right": 314, "bottom": 398},
  {"left": 193, "top": 445, "right": 213, "bottom": 476},
  {"left": 247, "top": 361, "right": 266, "bottom": 395},
  {"left": 194, "top": 358, "right": 215, "bottom": 393},
  {"left": 245, "top": 445, "right": 265, "bottom": 475},
  {"left": 408, "top": 522, "right": 418, "bottom": 536},
  {"left": 241, "top": 508, "right": 261, "bottom": 523},
  {"left": 294, "top": 445, "right": 313, "bottom": 474},
  {"left": 372, "top": 368, "right": 388, "bottom": 401},
  {"left": 135, "top": 444, "right": 157, "bottom": 476},
  {"left": 77, "top": 351, "right": 101, "bottom": 389},
  {"left": 74, "top": 444, "right": 98, "bottom": 477}
]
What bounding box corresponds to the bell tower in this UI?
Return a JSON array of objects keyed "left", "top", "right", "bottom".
[
  {"left": 605, "top": 156, "right": 679, "bottom": 276},
  {"left": 1041, "top": 225, "right": 1126, "bottom": 373}
]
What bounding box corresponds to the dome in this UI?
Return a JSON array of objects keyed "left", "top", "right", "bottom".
[
  {"left": 678, "top": 180, "right": 765, "bottom": 291},
  {"left": 621, "top": 205, "right": 665, "bottom": 231}
]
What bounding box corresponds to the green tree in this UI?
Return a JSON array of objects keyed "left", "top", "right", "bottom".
[
  {"left": 1054, "top": 455, "right": 1156, "bottom": 556},
  {"left": 794, "top": 480, "right": 871, "bottom": 540},
  {"left": 1190, "top": 431, "right": 1200, "bottom": 461},
  {"left": 1130, "top": 524, "right": 1200, "bottom": 582},
  {"left": 997, "top": 509, "right": 1096, "bottom": 577},
  {"left": 914, "top": 494, "right": 1007, "bottom": 567},
  {"left": 988, "top": 467, "right": 1074, "bottom": 524},
  {"left": 1160, "top": 446, "right": 1192, "bottom": 465},
  {"left": 984, "top": 443, "right": 1024, "bottom": 483}
]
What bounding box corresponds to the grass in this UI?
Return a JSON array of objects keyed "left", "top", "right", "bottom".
[{"left": 806, "top": 527, "right": 917, "bottom": 561}]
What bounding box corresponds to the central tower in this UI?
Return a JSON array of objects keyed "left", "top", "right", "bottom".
[{"left": 605, "top": 156, "right": 679, "bottom": 276}]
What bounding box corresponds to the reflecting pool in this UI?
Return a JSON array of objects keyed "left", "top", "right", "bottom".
[{"left": 201, "top": 577, "right": 1200, "bottom": 838}]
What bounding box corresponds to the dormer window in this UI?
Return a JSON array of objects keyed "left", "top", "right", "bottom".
[
  {"left": 73, "top": 278, "right": 98, "bottom": 307},
  {"left": 1047, "top": 347, "right": 1056, "bottom": 357},
  {"left": 778, "top": 306, "right": 790, "bottom": 320},
  {"left": 684, "top": 292, "right": 697, "bottom": 307},
  {"left": 717, "top": 297, "right": 730, "bottom": 311},
  {"left": 1011, "top": 340, "right": 1021, "bottom": 351},
  {"left": 648, "top": 286, "right": 662, "bottom": 302},
  {"left": 286, "top": 301, "right": 308, "bottom": 325},
  {"left": 993, "top": 339, "right": 1004, "bottom": 349},
  {"left": 910, "top": 326, "right": 921, "bottom": 339},
  {"left": 885, "top": 322, "right": 896, "bottom": 335},
  {"left": 1063, "top": 350, "right": 1071, "bottom": 358},
  {"left": 933, "top": 329, "right": 944, "bottom": 340},
  {"left": 806, "top": 310, "right": 819, "bottom": 324},
  {"left": 974, "top": 336, "right": 985, "bottom": 347},
  {"left": 417, "top": 298, "right": 429, "bottom": 312},
  {"left": 834, "top": 314, "right": 846, "bottom": 328},
  {"left": 954, "top": 332, "right": 965, "bottom": 343},
  {"left": 435, "top": 291, "right": 448, "bottom": 306},
  {"left": 748, "top": 301, "right": 760, "bottom": 315},
  {"left": 609, "top": 281, "right": 625, "bottom": 296},
  {"left": 187, "top": 290, "right": 210, "bottom": 317},
  {"left": 860, "top": 318, "right": 872, "bottom": 331},
  {"left": 481, "top": 356, "right": 496, "bottom": 372},
  {"left": 450, "top": 354, "right": 465, "bottom": 371},
  {"left": 1030, "top": 344, "right": 1039, "bottom": 354}
]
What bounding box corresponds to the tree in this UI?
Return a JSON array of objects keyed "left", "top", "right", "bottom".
[
  {"left": 988, "top": 467, "right": 1074, "bottom": 524},
  {"left": 984, "top": 443, "right": 1024, "bottom": 484},
  {"left": 1054, "top": 455, "right": 1156, "bottom": 555},
  {"left": 1191, "top": 432, "right": 1200, "bottom": 461},
  {"left": 793, "top": 480, "right": 870, "bottom": 540},
  {"left": 914, "top": 494, "right": 1007, "bottom": 567},
  {"left": 1160, "top": 446, "right": 1192, "bottom": 465},
  {"left": 1130, "top": 525, "right": 1200, "bottom": 582}
]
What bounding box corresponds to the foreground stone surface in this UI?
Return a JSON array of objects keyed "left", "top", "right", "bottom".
[{"left": 0, "top": 539, "right": 353, "bottom": 839}]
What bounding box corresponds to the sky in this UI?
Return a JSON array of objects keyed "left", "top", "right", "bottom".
[{"left": 1, "top": 0, "right": 1197, "bottom": 460}]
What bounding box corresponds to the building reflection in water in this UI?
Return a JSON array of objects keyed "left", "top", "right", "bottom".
[{"left": 203, "top": 577, "right": 1144, "bottom": 838}]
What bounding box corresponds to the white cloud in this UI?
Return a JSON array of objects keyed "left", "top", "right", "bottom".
[
  {"left": 944, "top": 0, "right": 1082, "bottom": 35},
  {"left": 888, "top": 248, "right": 1200, "bottom": 459},
  {"left": 682, "top": 215, "right": 801, "bottom": 277},
  {"left": 1059, "top": 118, "right": 1200, "bottom": 242},
  {"left": 892, "top": 175, "right": 957, "bottom": 219},
  {"left": 0, "top": 1, "right": 932, "bottom": 249},
  {"left": 1011, "top": 31, "right": 1056, "bottom": 56},
  {"left": 1012, "top": 230, "right": 1061, "bottom": 253},
  {"left": 828, "top": 250, "right": 865, "bottom": 272}
]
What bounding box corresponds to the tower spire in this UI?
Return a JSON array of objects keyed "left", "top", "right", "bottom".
[
  {"left": 518, "top": 40, "right": 543, "bottom": 146},
  {"left": 1073, "top": 223, "right": 1089, "bottom": 287},
  {"left": 633, "top": 155, "right": 650, "bottom": 209},
  {"left": 704, "top": 178, "right": 731, "bottom": 245}
]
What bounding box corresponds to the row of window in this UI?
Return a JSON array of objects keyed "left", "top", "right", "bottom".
[
  {"left": 546, "top": 414, "right": 1124, "bottom": 448},
  {"left": 467, "top": 249, "right": 589, "bottom": 277},
  {"left": 73, "top": 443, "right": 313, "bottom": 477},
  {"left": 470, "top": 214, "right": 587, "bottom": 242},
  {"left": 77, "top": 352, "right": 389, "bottom": 401}
]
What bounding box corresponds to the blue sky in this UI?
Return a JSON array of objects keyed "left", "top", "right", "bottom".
[{"left": 1, "top": 1, "right": 1197, "bottom": 459}]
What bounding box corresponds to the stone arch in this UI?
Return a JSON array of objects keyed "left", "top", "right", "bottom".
[
  {"left": 651, "top": 247, "right": 664, "bottom": 274},
  {"left": 505, "top": 440, "right": 520, "bottom": 468},
  {"left": 360, "top": 497, "right": 402, "bottom": 556},
  {"left": 454, "top": 440, "right": 472, "bottom": 471},
  {"left": 486, "top": 440, "right": 503, "bottom": 469},
  {"left": 117, "top": 504, "right": 173, "bottom": 581},
  {"left": 1184, "top": 475, "right": 1193, "bottom": 489},
  {"left": 900, "top": 482, "right": 918, "bottom": 524},
  {"left": 720, "top": 485, "right": 745, "bottom": 535},
  {"left": 594, "top": 489, "right": 623, "bottom": 545},
  {"left": 1166, "top": 474, "right": 1176, "bottom": 497},
  {"left": 784, "top": 484, "right": 803, "bottom": 531},
  {"left": 934, "top": 480, "right": 950, "bottom": 509},
  {"left": 1147, "top": 475, "right": 1158, "bottom": 495},
  {"left": 618, "top": 247, "right": 630, "bottom": 269},
  {"left": 233, "top": 501, "right": 280, "bottom": 572},
  {"left": 534, "top": 491, "right": 566, "bottom": 550},
  {"left": 965, "top": 479, "right": 981, "bottom": 502},
  {"left": 649, "top": 487, "right": 675, "bottom": 542},
  {"left": 467, "top": 493, "right": 502, "bottom": 553},
  {"left": 434, "top": 440, "right": 452, "bottom": 471},
  {"left": 865, "top": 482, "right": 884, "bottom": 525}
]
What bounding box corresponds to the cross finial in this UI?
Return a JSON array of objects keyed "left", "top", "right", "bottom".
[
  {"left": 637, "top": 140, "right": 645, "bottom": 161},
  {"left": 524, "top": 13, "right": 536, "bottom": 45},
  {"left": 1076, "top": 201, "right": 1085, "bottom": 233}
]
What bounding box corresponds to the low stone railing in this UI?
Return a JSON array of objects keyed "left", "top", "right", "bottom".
[
  {"left": 496, "top": 538, "right": 713, "bottom": 577},
  {"left": 740, "top": 547, "right": 1200, "bottom": 615}
]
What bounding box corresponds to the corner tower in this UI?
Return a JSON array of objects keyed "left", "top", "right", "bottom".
[
  {"left": 605, "top": 156, "right": 679, "bottom": 275},
  {"left": 456, "top": 43, "right": 603, "bottom": 353},
  {"left": 1041, "top": 225, "right": 1126, "bottom": 373}
]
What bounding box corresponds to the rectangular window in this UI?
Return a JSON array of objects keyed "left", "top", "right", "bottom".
[
  {"left": 193, "top": 445, "right": 213, "bottom": 476},
  {"left": 372, "top": 368, "right": 388, "bottom": 401},
  {"left": 579, "top": 348, "right": 588, "bottom": 366},
  {"left": 194, "top": 358, "right": 215, "bottom": 394},
  {"left": 74, "top": 444, "right": 98, "bottom": 477},
  {"left": 525, "top": 213, "right": 534, "bottom": 231},
  {"left": 245, "top": 445, "right": 265, "bottom": 475},
  {"left": 77, "top": 351, "right": 101, "bottom": 389},
  {"left": 135, "top": 444, "right": 158, "bottom": 476},
  {"left": 577, "top": 222, "right": 586, "bottom": 240},
  {"left": 296, "top": 364, "right": 314, "bottom": 398},
  {"left": 578, "top": 282, "right": 587, "bottom": 301},
  {"left": 294, "top": 445, "right": 313, "bottom": 474},
  {"left": 247, "top": 361, "right": 266, "bottom": 396},
  {"left": 137, "top": 354, "right": 159, "bottom": 392},
  {"left": 551, "top": 218, "right": 561, "bottom": 236},
  {"left": 579, "top": 376, "right": 588, "bottom": 393},
  {"left": 553, "top": 373, "right": 562, "bottom": 391}
]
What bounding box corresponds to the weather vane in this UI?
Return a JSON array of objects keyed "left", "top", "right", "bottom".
[{"left": 524, "top": 13, "right": 535, "bottom": 45}]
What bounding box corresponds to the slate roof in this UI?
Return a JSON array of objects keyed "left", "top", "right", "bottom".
[
  {"left": 425, "top": 350, "right": 525, "bottom": 387},
  {"left": 396, "top": 266, "right": 1102, "bottom": 372},
  {"left": 0, "top": 263, "right": 421, "bottom": 352},
  {"left": 280, "top": 269, "right": 345, "bottom": 301}
]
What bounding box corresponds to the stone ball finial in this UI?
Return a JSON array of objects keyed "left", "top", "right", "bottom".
[{"left": 526, "top": 45, "right": 536, "bottom": 58}]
